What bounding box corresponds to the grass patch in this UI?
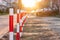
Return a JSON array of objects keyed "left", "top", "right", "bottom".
[{"left": 0, "top": 13, "right": 9, "bottom": 15}]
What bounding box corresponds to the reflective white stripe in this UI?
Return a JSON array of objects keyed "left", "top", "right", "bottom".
[
  {"left": 20, "top": 32, "right": 23, "bottom": 37},
  {"left": 23, "top": 24, "right": 24, "bottom": 26},
  {"left": 20, "top": 15, "right": 26, "bottom": 26},
  {"left": 20, "top": 23, "right": 22, "bottom": 26},
  {"left": 17, "top": 23, "right": 19, "bottom": 32},
  {"left": 9, "top": 8, "right": 14, "bottom": 15},
  {"left": 20, "top": 19, "right": 23, "bottom": 26},
  {"left": 22, "top": 16, "right": 26, "bottom": 21},
  {"left": 9, "top": 32, "right": 13, "bottom": 40},
  {"left": 20, "top": 19, "right": 23, "bottom": 23},
  {"left": 17, "top": 9, "right": 20, "bottom": 13}
]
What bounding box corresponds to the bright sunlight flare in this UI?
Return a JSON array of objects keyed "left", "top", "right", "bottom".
[
  {"left": 36, "top": 0, "right": 42, "bottom": 2},
  {"left": 22, "top": 0, "right": 36, "bottom": 8}
]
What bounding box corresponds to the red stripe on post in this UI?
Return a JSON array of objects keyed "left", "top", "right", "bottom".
[
  {"left": 22, "top": 12, "right": 24, "bottom": 17},
  {"left": 9, "top": 15, "right": 14, "bottom": 32},
  {"left": 23, "top": 18, "right": 26, "bottom": 23},
  {"left": 17, "top": 14, "right": 19, "bottom": 23},
  {"left": 20, "top": 26, "right": 23, "bottom": 32},
  {"left": 20, "top": 17, "right": 26, "bottom": 32},
  {"left": 21, "top": 12, "right": 25, "bottom": 17},
  {"left": 20, "top": 13, "right": 22, "bottom": 19}
]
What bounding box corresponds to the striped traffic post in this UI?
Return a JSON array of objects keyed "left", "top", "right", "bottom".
[
  {"left": 22, "top": 15, "right": 26, "bottom": 25},
  {"left": 9, "top": 8, "right": 14, "bottom": 40},
  {"left": 22, "top": 15, "right": 27, "bottom": 30},
  {"left": 16, "top": 9, "right": 20, "bottom": 40},
  {"left": 20, "top": 11, "right": 27, "bottom": 37},
  {"left": 19, "top": 11, "right": 23, "bottom": 37},
  {"left": 22, "top": 12, "right": 27, "bottom": 24}
]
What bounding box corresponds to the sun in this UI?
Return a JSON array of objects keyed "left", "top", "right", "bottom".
[
  {"left": 36, "top": 0, "right": 42, "bottom": 2},
  {"left": 22, "top": 0, "right": 36, "bottom": 8}
]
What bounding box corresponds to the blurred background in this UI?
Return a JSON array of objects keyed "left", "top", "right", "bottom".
[{"left": 0, "top": 0, "right": 60, "bottom": 17}]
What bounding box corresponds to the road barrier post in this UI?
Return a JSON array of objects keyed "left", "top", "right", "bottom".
[
  {"left": 19, "top": 11, "right": 23, "bottom": 37},
  {"left": 20, "top": 11, "right": 27, "bottom": 37},
  {"left": 16, "top": 9, "right": 20, "bottom": 40},
  {"left": 9, "top": 8, "right": 14, "bottom": 40}
]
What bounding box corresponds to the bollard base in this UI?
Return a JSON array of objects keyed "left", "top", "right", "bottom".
[
  {"left": 20, "top": 32, "right": 23, "bottom": 37},
  {"left": 16, "top": 33, "right": 20, "bottom": 40}
]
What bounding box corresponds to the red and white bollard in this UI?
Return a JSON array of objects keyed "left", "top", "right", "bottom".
[
  {"left": 16, "top": 9, "right": 20, "bottom": 40},
  {"left": 19, "top": 12, "right": 23, "bottom": 37},
  {"left": 9, "top": 8, "right": 14, "bottom": 40},
  {"left": 20, "top": 11, "right": 27, "bottom": 37}
]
